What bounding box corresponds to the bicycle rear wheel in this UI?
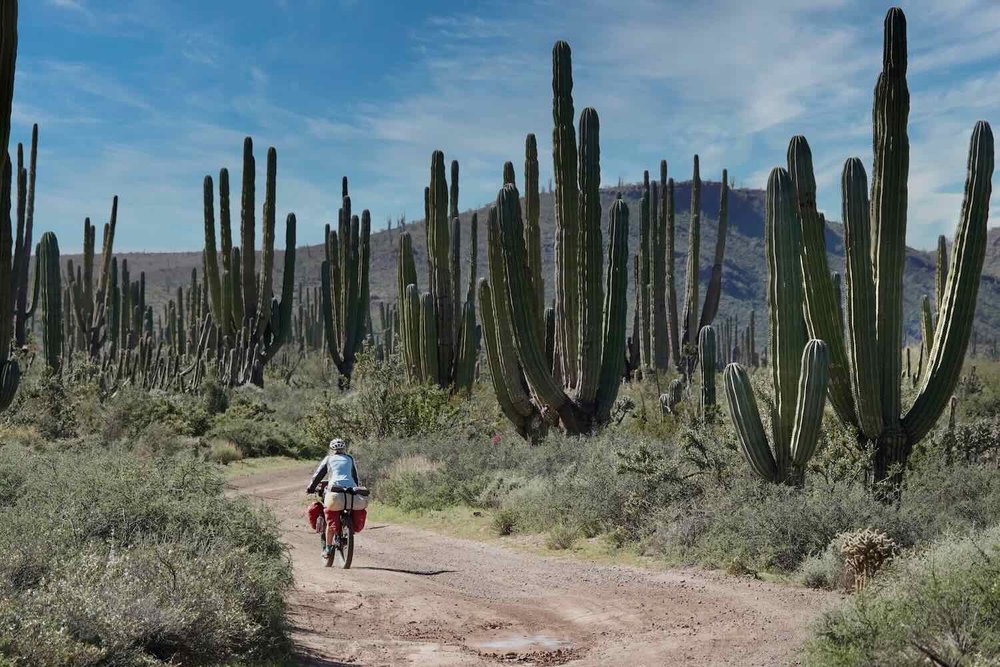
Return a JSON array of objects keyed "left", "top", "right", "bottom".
[{"left": 337, "top": 519, "right": 354, "bottom": 569}]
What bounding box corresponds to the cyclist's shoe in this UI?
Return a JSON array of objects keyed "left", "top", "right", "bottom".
[
  {"left": 322, "top": 545, "right": 334, "bottom": 557},
  {"left": 332, "top": 536, "right": 342, "bottom": 549}
]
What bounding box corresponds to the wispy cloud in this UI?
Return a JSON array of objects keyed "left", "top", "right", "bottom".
[{"left": 16, "top": 0, "right": 998, "bottom": 251}]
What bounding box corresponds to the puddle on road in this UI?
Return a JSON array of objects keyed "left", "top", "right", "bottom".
[{"left": 473, "top": 634, "right": 574, "bottom": 651}]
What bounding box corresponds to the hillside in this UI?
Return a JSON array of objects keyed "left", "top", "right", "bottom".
[{"left": 79, "top": 180, "right": 1000, "bottom": 347}]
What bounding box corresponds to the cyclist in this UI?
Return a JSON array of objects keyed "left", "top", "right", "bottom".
[{"left": 306, "top": 438, "right": 362, "bottom": 557}]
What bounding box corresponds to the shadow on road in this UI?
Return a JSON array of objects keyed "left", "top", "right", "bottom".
[
  {"left": 295, "top": 653, "right": 361, "bottom": 667},
  {"left": 354, "top": 566, "right": 456, "bottom": 576}
]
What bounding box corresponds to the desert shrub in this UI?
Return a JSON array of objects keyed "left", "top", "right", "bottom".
[
  {"left": 208, "top": 387, "right": 302, "bottom": 458},
  {"left": 805, "top": 524, "right": 1000, "bottom": 666},
  {"left": 492, "top": 507, "right": 519, "bottom": 536},
  {"left": 2, "top": 373, "right": 78, "bottom": 440},
  {"left": 546, "top": 524, "right": 578, "bottom": 550},
  {"left": 0, "top": 446, "right": 291, "bottom": 666},
  {"left": 377, "top": 457, "right": 462, "bottom": 512},
  {"left": 797, "top": 537, "right": 849, "bottom": 591},
  {"left": 207, "top": 439, "right": 243, "bottom": 465},
  {"left": 200, "top": 378, "right": 230, "bottom": 415},
  {"left": 96, "top": 388, "right": 210, "bottom": 442}
]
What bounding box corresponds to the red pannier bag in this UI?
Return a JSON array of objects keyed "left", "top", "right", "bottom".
[
  {"left": 306, "top": 502, "right": 323, "bottom": 532},
  {"left": 352, "top": 509, "right": 367, "bottom": 533}
]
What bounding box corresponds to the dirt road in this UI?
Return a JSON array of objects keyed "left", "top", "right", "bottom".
[{"left": 231, "top": 465, "right": 838, "bottom": 666}]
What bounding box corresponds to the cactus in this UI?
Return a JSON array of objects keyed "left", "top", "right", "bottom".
[
  {"left": 65, "top": 198, "right": 119, "bottom": 359},
  {"left": 698, "top": 325, "right": 716, "bottom": 422},
  {"left": 724, "top": 168, "right": 830, "bottom": 483},
  {"left": 396, "top": 152, "right": 478, "bottom": 394},
  {"left": 524, "top": 134, "right": 545, "bottom": 328},
  {"left": 36, "top": 231, "right": 63, "bottom": 373},
  {"left": 671, "top": 157, "right": 729, "bottom": 375},
  {"left": 0, "top": 0, "right": 20, "bottom": 410},
  {"left": 202, "top": 138, "right": 296, "bottom": 386},
  {"left": 792, "top": 8, "right": 994, "bottom": 490},
  {"left": 651, "top": 160, "right": 669, "bottom": 370},
  {"left": 480, "top": 54, "right": 629, "bottom": 437},
  {"left": 639, "top": 172, "right": 651, "bottom": 368},
  {"left": 321, "top": 178, "right": 371, "bottom": 383}
]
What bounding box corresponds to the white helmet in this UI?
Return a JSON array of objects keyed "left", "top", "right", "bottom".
[{"left": 328, "top": 438, "right": 347, "bottom": 454}]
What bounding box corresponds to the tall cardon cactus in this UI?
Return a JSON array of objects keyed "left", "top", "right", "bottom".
[
  {"left": 36, "top": 231, "right": 63, "bottom": 373},
  {"left": 724, "top": 168, "right": 830, "bottom": 483},
  {"left": 791, "top": 8, "right": 993, "bottom": 491},
  {"left": 202, "top": 137, "right": 296, "bottom": 386},
  {"left": 675, "top": 159, "right": 729, "bottom": 375},
  {"left": 321, "top": 177, "right": 371, "bottom": 384},
  {"left": 479, "top": 43, "right": 629, "bottom": 438},
  {"left": 397, "top": 151, "right": 478, "bottom": 394},
  {"left": 0, "top": 0, "right": 21, "bottom": 410}
]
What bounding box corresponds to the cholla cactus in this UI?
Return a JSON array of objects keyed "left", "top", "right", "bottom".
[{"left": 840, "top": 528, "right": 898, "bottom": 591}]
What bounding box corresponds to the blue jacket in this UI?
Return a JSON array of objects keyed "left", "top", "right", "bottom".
[{"left": 308, "top": 453, "right": 360, "bottom": 492}]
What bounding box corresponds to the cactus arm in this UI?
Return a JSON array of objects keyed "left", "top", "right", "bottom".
[
  {"left": 524, "top": 134, "right": 545, "bottom": 328},
  {"left": 639, "top": 171, "right": 651, "bottom": 369},
  {"left": 230, "top": 246, "right": 244, "bottom": 327},
  {"left": 0, "top": 160, "right": 11, "bottom": 355},
  {"left": 552, "top": 40, "right": 580, "bottom": 387},
  {"left": 256, "top": 147, "right": 276, "bottom": 329},
  {"left": 24, "top": 236, "right": 38, "bottom": 318},
  {"left": 38, "top": 232, "right": 62, "bottom": 372},
  {"left": 239, "top": 138, "right": 259, "bottom": 318},
  {"left": 724, "top": 363, "right": 778, "bottom": 482},
  {"left": 264, "top": 212, "right": 295, "bottom": 362},
  {"left": 788, "top": 137, "right": 859, "bottom": 429},
  {"left": 681, "top": 155, "right": 702, "bottom": 350},
  {"left": 418, "top": 291, "right": 439, "bottom": 386},
  {"left": 699, "top": 169, "right": 728, "bottom": 329},
  {"left": 479, "top": 278, "right": 539, "bottom": 436},
  {"left": 935, "top": 234, "right": 947, "bottom": 312},
  {"left": 427, "top": 151, "right": 453, "bottom": 386},
  {"left": 576, "top": 107, "right": 603, "bottom": 404},
  {"left": 842, "top": 157, "right": 884, "bottom": 440},
  {"left": 920, "top": 294, "right": 934, "bottom": 354},
  {"left": 494, "top": 184, "right": 584, "bottom": 432},
  {"left": 218, "top": 168, "right": 232, "bottom": 275},
  {"left": 320, "top": 257, "right": 344, "bottom": 370},
  {"left": 356, "top": 210, "right": 371, "bottom": 352},
  {"left": 789, "top": 339, "right": 830, "bottom": 468},
  {"left": 652, "top": 160, "right": 669, "bottom": 370},
  {"left": 454, "top": 213, "right": 478, "bottom": 392},
  {"left": 698, "top": 325, "right": 717, "bottom": 422},
  {"left": 203, "top": 175, "right": 223, "bottom": 323},
  {"left": 0, "top": 0, "right": 14, "bottom": 161},
  {"left": 666, "top": 177, "right": 681, "bottom": 368},
  {"left": 904, "top": 121, "right": 993, "bottom": 444},
  {"left": 99, "top": 196, "right": 118, "bottom": 313},
  {"left": 870, "top": 7, "right": 909, "bottom": 429},
  {"left": 766, "top": 168, "right": 808, "bottom": 463},
  {"left": 450, "top": 213, "right": 461, "bottom": 370},
  {"left": 595, "top": 196, "right": 628, "bottom": 422},
  {"left": 402, "top": 283, "right": 423, "bottom": 381}
]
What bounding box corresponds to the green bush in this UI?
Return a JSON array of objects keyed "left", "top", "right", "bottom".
[
  {"left": 207, "top": 439, "right": 243, "bottom": 465},
  {"left": 546, "top": 524, "right": 578, "bottom": 550},
  {"left": 492, "top": 507, "right": 519, "bottom": 536},
  {"left": 805, "top": 524, "right": 1000, "bottom": 666},
  {"left": 0, "top": 447, "right": 291, "bottom": 666}
]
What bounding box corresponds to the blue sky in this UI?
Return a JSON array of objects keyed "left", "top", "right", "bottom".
[{"left": 12, "top": 0, "right": 999, "bottom": 252}]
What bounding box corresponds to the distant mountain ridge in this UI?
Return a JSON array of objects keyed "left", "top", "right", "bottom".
[{"left": 69, "top": 181, "right": 1000, "bottom": 347}]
